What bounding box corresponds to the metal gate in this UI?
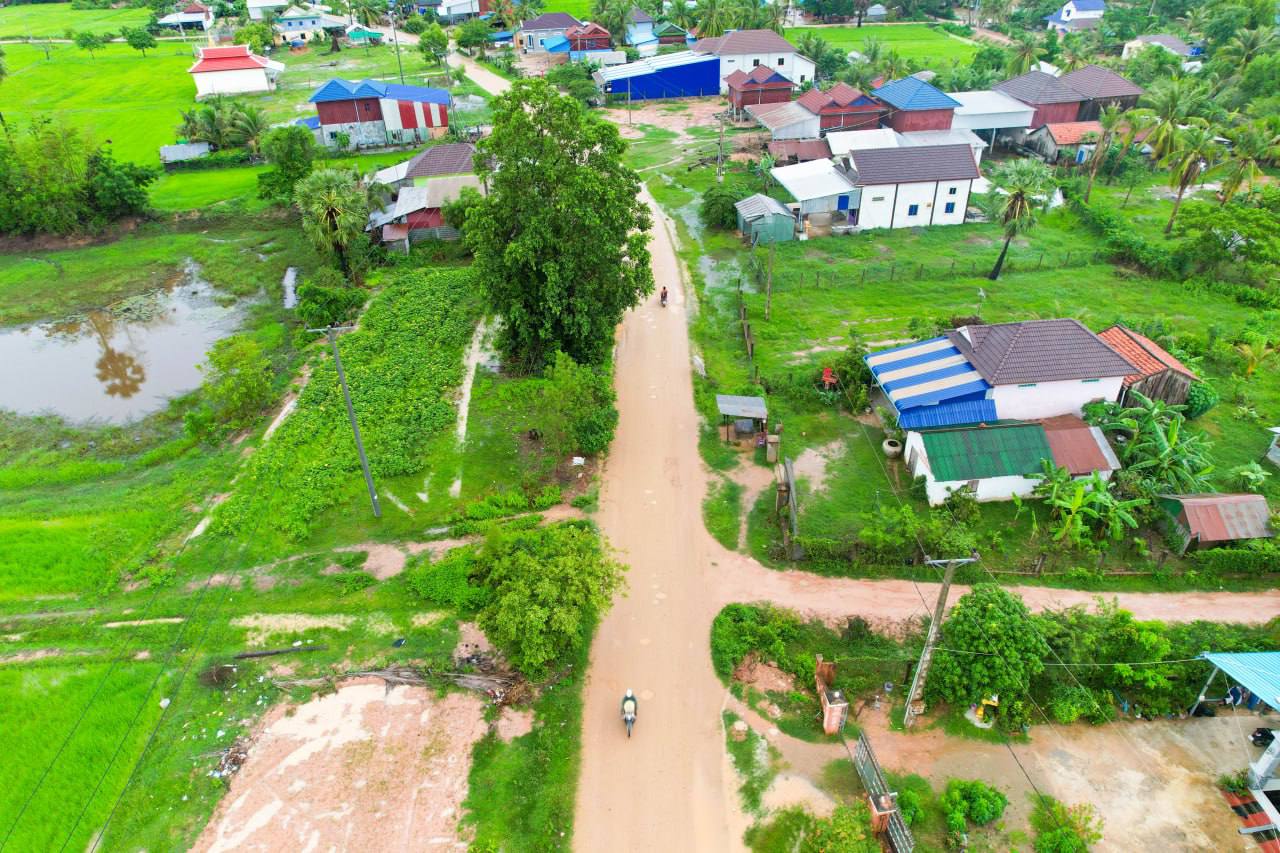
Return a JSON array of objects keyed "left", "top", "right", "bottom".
[{"left": 849, "top": 732, "right": 914, "bottom": 853}]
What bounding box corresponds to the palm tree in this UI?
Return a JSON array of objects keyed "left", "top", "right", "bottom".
[
  {"left": 1083, "top": 104, "right": 1123, "bottom": 202},
  {"left": 351, "top": 0, "right": 383, "bottom": 26},
  {"left": 1134, "top": 77, "right": 1210, "bottom": 161},
  {"left": 512, "top": 0, "right": 544, "bottom": 24},
  {"left": 294, "top": 169, "right": 371, "bottom": 277},
  {"left": 1217, "top": 122, "right": 1278, "bottom": 204},
  {"left": 879, "top": 49, "right": 909, "bottom": 81},
  {"left": 669, "top": 2, "right": 697, "bottom": 31},
  {"left": 232, "top": 104, "right": 271, "bottom": 155},
  {"left": 1220, "top": 28, "right": 1278, "bottom": 66},
  {"left": 1005, "top": 33, "right": 1044, "bottom": 76},
  {"left": 695, "top": 0, "right": 729, "bottom": 38},
  {"left": 985, "top": 158, "right": 1054, "bottom": 280},
  {"left": 1161, "top": 124, "right": 1222, "bottom": 234},
  {"left": 1234, "top": 339, "right": 1276, "bottom": 377},
  {"left": 859, "top": 36, "right": 885, "bottom": 66},
  {"left": 591, "top": 0, "right": 630, "bottom": 40},
  {"left": 1058, "top": 43, "right": 1088, "bottom": 72}
]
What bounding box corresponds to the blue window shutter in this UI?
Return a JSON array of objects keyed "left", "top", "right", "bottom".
[{"left": 908, "top": 204, "right": 919, "bottom": 216}]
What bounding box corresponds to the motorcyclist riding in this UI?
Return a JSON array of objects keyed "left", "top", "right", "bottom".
[
  {"left": 659, "top": 286, "right": 668, "bottom": 307},
  {"left": 621, "top": 689, "right": 638, "bottom": 737}
]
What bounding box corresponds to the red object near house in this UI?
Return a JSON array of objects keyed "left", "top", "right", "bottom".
[
  {"left": 725, "top": 66, "right": 794, "bottom": 110},
  {"left": 796, "top": 82, "right": 885, "bottom": 131},
  {"left": 885, "top": 108, "right": 954, "bottom": 132},
  {"left": 1027, "top": 100, "right": 1083, "bottom": 128},
  {"left": 406, "top": 209, "right": 446, "bottom": 229},
  {"left": 566, "top": 22, "right": 611, "bottom": 51},
  {"left": 316, "top": 98, "right": 384, "bottom": 124}
]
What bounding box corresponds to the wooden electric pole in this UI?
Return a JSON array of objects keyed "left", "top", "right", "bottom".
[
  {"left": 764, "top": 241, "right": 775, "bottom": 320},
  {"left": 902, "top": 551, "right": 979, "bottom": 728},
  {"left": 717, "top": 114, "right": 726, "bottom": 182},
  {"left": 310, "top": 325, "right": 381, "bottom": 518}
]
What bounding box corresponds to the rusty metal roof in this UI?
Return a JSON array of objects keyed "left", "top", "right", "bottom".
[
  {"left": 1041, "top": 415, "right": 1118, "bottom": 475},
  {"left": 1163, "top": 494, "right": 1274, "bottom": 542}
]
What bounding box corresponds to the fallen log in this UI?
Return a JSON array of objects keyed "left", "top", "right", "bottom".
[{"left": 234, "top": 644, "right": 330, "bottom": 660}]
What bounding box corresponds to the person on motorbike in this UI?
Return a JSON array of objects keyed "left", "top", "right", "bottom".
[
  {"left": 621, "top": 688, "right": 638, "bottom": 718},
  {"left": 659, "top": 286, "right": 668, "bottom": 307}
]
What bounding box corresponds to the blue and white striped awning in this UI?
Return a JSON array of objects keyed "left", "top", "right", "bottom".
[{"left": 866, "top": 337, "right": 991, "bottom": 408}]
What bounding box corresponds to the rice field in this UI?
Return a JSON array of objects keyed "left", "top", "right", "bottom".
[
  {"left": 0, "top": 2, "right": 151, "bottom": 38},
  {"left": 784, "top": 23, "right": 979, "bottom": 63}
]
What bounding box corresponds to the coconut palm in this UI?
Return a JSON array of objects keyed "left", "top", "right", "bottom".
[
  {"left": 985, "top": 158, "right": 1054, "bottom": 280},
  {"left": 695, "top": 0, "right": 730, "bottom": 38},
  {"left": 1058, "top": 43, "right": 1089, "bottom": 72},
  {"left": 1005, "top": 33, "right": 1044, "bottom": 76},
  {"left": 859, "top": 36, "right": 885, "bottom": 66},
  {"left": 1083, "top": 104, "right": 1123, "bottom": 202},
  {"left": 669, "top": 2, "right": 697, "bottom": 31},
  {"left": 879, "top": 49, "right": 910, "bottom": 80},
  {"left": 1161, "top": 124, "right": 1222, "bottom": 234},
  {"left": 1134, "top": 76, "right": 1210, "bottom": 160},
  {"left": 294, "top": 169, "right": 372, "bottom": 277},
  {"left": 1234, "top": 339, "right": 1276, "bottom": 377},
  {"left": 980, "top": 0, "right": 1012, "bottom": 27},
  {"left": 591, "top": 0, "right": 630, "bottom": 40},
  {"left": 1217, "top": 122, "right": 1278, "bottom": 204},
  {"left": 351, "top": 0, "right": 383, "bottom": 26},
  {"left": 1220, "top": 27, "right": 1278, "bottom": 66},
  {"left": 232, "top": 104, "right": 271, "bottom": 155}
]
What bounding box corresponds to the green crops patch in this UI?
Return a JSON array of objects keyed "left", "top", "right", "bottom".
[
  {"left": 214, "top": 267, "right": 482, "bottom": 543},
  {"left": 703, "top": 476, "right": 744, "bottom": 550},
  {"left": 784, "top": 24, "right": 978, "bottom": 63},
  {"left": 0, "top": 2, "right": 151, "bottom": 37}
]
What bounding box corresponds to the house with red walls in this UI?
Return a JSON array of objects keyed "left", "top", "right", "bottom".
[
  {"left": 795, "top": 82, "right": 886, "bottom": 131},
  {"left": 566, "top": 21, "right": 612, "bottom": 52},
  {"left": 870, "top": 77, "right": 959, "bottom": 132},
  {"left": 725, "top": 66, "right": 795, "bottom": 112},
  {"left": 994, "top": 70, "right": 1085, "bottom": 128},
  {"left": 309, "top": 78, "right": 451, "bottom": 148}
]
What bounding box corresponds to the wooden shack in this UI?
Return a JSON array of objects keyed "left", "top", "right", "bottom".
[{"left": 1098, "top": 324, "right": 1198, "bottom": 406}]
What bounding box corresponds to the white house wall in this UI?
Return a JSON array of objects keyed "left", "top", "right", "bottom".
[
  {"left": 194, "top": 68, "right": 272, "bottom": 97},
  {"left": 854, "top": 179, "right": 970, "bottom": 230},
  {"left": 771, "top": 114, "right": 821, "bottom": 140},
  {"left": 716, "top": 52, "right": 814, "bottom": 91},
  {"left": 991, "top": 376, "right": 1124, "bottom": 421}
]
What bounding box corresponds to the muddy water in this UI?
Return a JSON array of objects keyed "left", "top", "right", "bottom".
[{"left": 0, "top": 262, "right": 245, "bottom": 424}]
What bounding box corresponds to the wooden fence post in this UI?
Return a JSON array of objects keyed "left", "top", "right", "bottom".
[
  {"left": 889, "top": 262, "right": 895, "bottom": 282},
  {"left": 917, "top": 263, "right": 924, "bottom": 279}
]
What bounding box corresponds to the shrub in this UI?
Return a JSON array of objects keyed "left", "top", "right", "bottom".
[
  {"left": 1183, "top": 381, "right": 1219, "bottom": 419},
  {"left": 406, "top": 547, "right": 490, "bottom": 611},
  {"left": 803, "top": 803, "right": 878, "bottom": 852},
  {"left": 1047, "top": 683, "right": 1095, "bottom": 724},
  {"left": 709, "top": 604, "right": 801, "bottom": 679},
  {"left": 539, "top": 351, "right": 618, "bottom": 457},
  {"left": 296, "top": 268, "right": 366, "bottom": 328},
  {"left": 198, "top": 335, "right": 272, "bottom": 430},
  {"left": 896, "top": 789, "right": 923, "bottom": 826},
  {"left": 1191, "top": 544, "right": 1280, "bottom": 573},
  {"left": 700, "top": 182, "right": 747, "bottom": 230},
  {"left": 942, "top": 779, "right": 1008, "bottom": 832},
  {"left": 1031, "top": 796, "right": 1103, "bottom": 852}
]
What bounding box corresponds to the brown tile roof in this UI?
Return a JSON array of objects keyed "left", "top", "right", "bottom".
[
  {"left": 566, "top": 22, "right": 610, "bottom": 37},
  {"left": 404, "top": 143, "right": 476, "bottom": 178},
  {"left": 1060, "top": 64, "right": 1145, "bottom": 99},
  {"left": 947, "top": 319, "right": 1138, "bottom": 385},
  {"left": 768, "top": 138, "right": 831, "bottom": 162},
  {"left": 1097, "top": 325, "right": 1198, "bottom": 387},
  {"left": 726, "top": 65, "right": 794, "bottom": 88},
  {"left": 1041, "top": 415, "right": 1117, "bottom": 475},
  {"left": 848, "top": 144, "right": 979, "bottom": 186},
  {"left": 1044, "top": 121, "right": 1103, "bottom": 145},
  {"left": 995, "top": 70, "right": 1083, "bottom": 105},
  {"left": 826, "top": 82, "right": 864, "bottom": 105},
  {"left": 520, "top": 12, "right": 580, "bottom": 30},
  {"left": 1165, "top": 494, "right": 1274, "bottom": 542},
  {"left": 693, "top": 28, "right": 797, "bottom": 55},
  {"left": 796, "top": 87, "right": 832, "bottom": 112}
]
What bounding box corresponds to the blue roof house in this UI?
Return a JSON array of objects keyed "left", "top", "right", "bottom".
[
  {"left": 1044, "top": 0, "right": 1106, "bottom": 33},
  {"left": 871, "top": 77, "right": 962, "bottom": 132},
  {"left": 865, "top": 337, "right": 995, "bottom": 430},
  {"left": 626, "top": 7, "right": 659, "bottom": 56}
]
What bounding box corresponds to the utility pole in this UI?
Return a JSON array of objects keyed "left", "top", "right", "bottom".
[
  {"left": 764, "top": 240, "right": 775, "bottom": 321},
  {"left": 310, "top": 325, "right": 382, "bottom": 518},
  {"left": 902, "top": 551, "right": 979, "bottom": 728},
  {"left": 389, "top": 10, "right": 406, "bottom": 85},
  {"left": 717, "top": 114, "right": 726, "bottom": 182},
  {"left": 627, "top": 78, "right": 632, "bottom": 125}
]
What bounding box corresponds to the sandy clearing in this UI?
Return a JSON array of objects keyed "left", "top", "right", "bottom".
[
  {"left": 185, "top": 573, "right": 240, "bottom": 592},
  {"left": 263, "top": 364, "right": 311, "bottom": 443},
  {"left": 454, "top": 621, "right": 493, "bottom": 659},
  {"left": 412, "top": 611, "right": 449, "bottom": 628},
  {"left": 0, "top": 649, "right": 63, "bottom": 665},
  {"left": 193, "top": 679, "right": 486, "bottom": 853},
  {"left": 496, "top": 708, "right": 534, "bottom": 741},
  {"left": 791, "top": 439, "right": 844, "bottom": 494},
  {"left": 231, "top": 613, "right": 354, "bottom": 646},
  {"left": 337, "top": 543, "right": 405, "bottom": 579},
  {"left": 102, "top": 617, "right": 184, "bottom": 628}
]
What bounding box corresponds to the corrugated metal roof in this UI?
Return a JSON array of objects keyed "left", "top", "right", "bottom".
[
  {"left": 871, "top": 77, "right": 960, "bottom": 111},
  {"left": 1041, "top": 415, "right": 1117, "bottom": 474},
  {"left": 405, "top": 143, "right": 475, "bottom": 178},
  {"left": 770, "top": 157, "right": 856, "bottom": 203},
  {"left": 595, "top": 50, "right": 717, "bottom": 82},
  {"left": 1060, "top": 64, "right": 1145, "bottom": 99},
  {"left": 1163, "top": 494, "right": 1274, "bottom": 542},
  {"left": 950, "top": 89, "right": 1038, "bottom": 117},
  {"left": 865, "top": 337, "right": 992, "bottom": 411},
  {"left": 735, "top": 193, "right": 792, "bottom": 221},
  {"left": 848, "top": 144, "right": 980, "bottom": 185},
  {"left": 1201, "top": 653, "right": 1280, "bottom": 707},
  {"left": 948, "top": 319, "right": 1137, "bottom": 385},
  {"left": 749, "top": 100, "right": 820, "bottom": 132},
  {"left": 921, "top": 424, "right": 1052, "bottom": 481},
  {"left": 826, "top": 128, "right": 902, "bottom": 156},
  {"left": 310, "top": 78, "right": 450, "bottom": 105},
  {"left": 767, "top": 139, "right": 831, "bottom": 162},
  {"left": 898, "top": 399, "right": 997, "bottom": 430},
  {"left": 694, "top": 29, "right": 797, "bottom": 56},
  {"left": 716, "top": 394, "right": 768, "bottom": 419}
]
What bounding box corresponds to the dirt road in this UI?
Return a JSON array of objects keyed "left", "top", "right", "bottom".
[{"left": 573, "top": 188, "right": 1280, "bottom": 850}]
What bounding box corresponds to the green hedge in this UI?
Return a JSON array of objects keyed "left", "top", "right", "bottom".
[
  {"left": 1191, "top": 545, "right": 1280, "bottom": 573},
  {"left": 1070, "top": 199, "right": 1180, "bottom": 277}
]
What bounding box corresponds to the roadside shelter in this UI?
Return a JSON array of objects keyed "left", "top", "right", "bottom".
[
  {"left": 734, "top": 194, "right": 795, "bottom": 245},
  {"left": 1157, "top": 493, "right": 1274, "bottom": 553},
  {"left": 716, "top": 394, "right": 768, "bottom": 443}
]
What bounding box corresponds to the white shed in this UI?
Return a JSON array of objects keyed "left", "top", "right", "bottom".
[
  {"left": 747, "top": 101, "right": 821, "bottom": 140},
  {"left": 771, "top": 158, "right": 859, "bottom": 216},
  {"left": 949, "top": 90, "right": 1037, "bottom": 132}
]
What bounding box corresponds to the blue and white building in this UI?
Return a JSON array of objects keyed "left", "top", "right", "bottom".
[
  {"left": 1044, "top": 0, "right": 1106, "bottom": 33},
  {"left": 593, "top": 51, "right": 721, "bottom": 101},
  {"left": 625, "top": 7, "right": 658, "bottom": 56}
]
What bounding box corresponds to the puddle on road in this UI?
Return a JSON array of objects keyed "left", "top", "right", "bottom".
[{"left": 0, "top": 261, "right": 246, "bottom": 424}]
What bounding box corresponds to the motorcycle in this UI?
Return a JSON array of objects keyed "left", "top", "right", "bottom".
[
  {"left": 659, "top": 289, "right": 668, "bottom": 308},
  {"left": 622, "top": 697, "right": 637, "bottom": 738}
]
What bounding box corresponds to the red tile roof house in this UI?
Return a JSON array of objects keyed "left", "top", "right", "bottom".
[
  {"left": 1022, "top": 120, "right": 1103, "bottom": 163},
  {"left": 1097, "top": 325, "right": 1199, "bottom": 406},
  {"left": 995, "top": 70, "right": 1085, "bottom": 128},
  {"left": 725, "top": 66, "right": 795, "bottom": 112},
  {"left": 1059, "top": 64, "right": 1145, "bottom": 120},
  {"left": 796, "top": 82, "right": 886, "bottom": 131},
  {"left": 188, "top": 45, "right": 284, "bottom": 98},
  {"left": 692, "top": 29, "right": 817, "bottom": 92},
  {"left": 566, "top": 21, "right": 612, "bottom": 52}
]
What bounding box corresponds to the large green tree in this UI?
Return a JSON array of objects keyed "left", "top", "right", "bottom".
[
  {"left": 1161, "top": 124, "right": 1221, "bottom": 234},
  {"left": 925, "top": 584, "right": 1051, "bottom": 728},
  {"left": 124, "top": 26, "right": 157, "bottom": 57},
  {"left": 258, "top": 124, "right": 317, "bottom": 202},
  {"left": 467, "top": 79, "right": 653, "bottom": 370},
  {"left": 294, "top": 169, "right": 372, "bottom": 277}
]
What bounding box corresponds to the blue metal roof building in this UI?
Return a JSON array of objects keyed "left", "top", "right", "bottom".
[
  {"left": 593, "top": 51, "right": 721, "bottom": 101},
  {"left": 871, "top": 77, "right": 962, "bottom": 111},
  {"left": 864, "top": 336, "right": 996, "bottom": 430},
  {"left": 309, "top": 78, "right": 451, "bottom": 105}
]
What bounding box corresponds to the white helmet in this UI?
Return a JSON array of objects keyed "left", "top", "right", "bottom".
[{"left": 625, "top": 689, "right": 634, "bottom": 698}]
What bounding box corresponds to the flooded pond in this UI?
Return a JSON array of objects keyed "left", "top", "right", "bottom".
[{"left": 0, "top": 262, "right": 246, "bottom": 424}]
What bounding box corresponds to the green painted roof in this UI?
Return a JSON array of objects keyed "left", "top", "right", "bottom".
[{"left": 921, "top": 424, "right": 1052, "bottom": 481}]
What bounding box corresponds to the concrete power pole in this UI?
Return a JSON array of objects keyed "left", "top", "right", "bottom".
[
  {"left": 311, "top": 325, "right": 382, "bottom": 518},
  {"left": 902, "top": 551, "right": 979, "bottom": 728}
]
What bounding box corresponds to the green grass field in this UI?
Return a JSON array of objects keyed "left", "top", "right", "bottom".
[
  {"left": 0, "top": 1, "right": 150, "bottom": 38},
  {"left": 784, "top": 23, "right": 979, "bottom": 63}
]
